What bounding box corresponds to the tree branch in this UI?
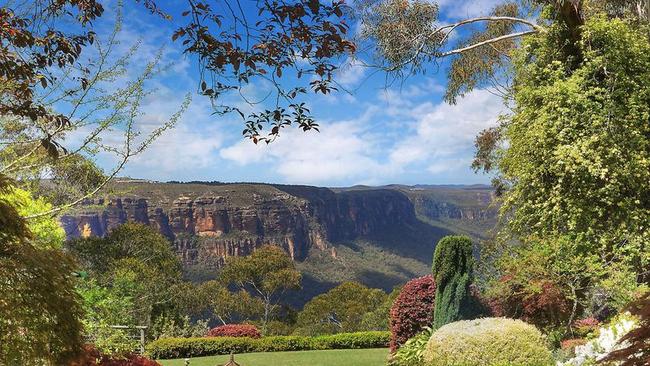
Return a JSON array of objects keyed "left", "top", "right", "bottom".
[{"left": 439, "top": 29, "right": 539, "bottom": 57}]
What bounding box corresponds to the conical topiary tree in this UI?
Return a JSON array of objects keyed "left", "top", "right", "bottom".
[{"left": 431, "top": 235, "right": 475, "bottom": 329}]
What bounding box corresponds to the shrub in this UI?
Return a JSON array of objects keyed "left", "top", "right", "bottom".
[
  {"left": 388, "top": 327, "right": 433, "bottom": 366},
  {"left": 423, "top": 317, "right": 554, "bottom": 366},
  {"left": 70, "top": 345, "right": 161, "bottom": 366},
  {"left": 601, "top": 293, "right": 650, "bottom": 366},
  {"left": 431, "top": 235, "right": 475, "bottom": 329},
  {"left": 558, "top": 315, "right": 638, "bottom": 366},
  {"left": 207, "top": 324, "right": 261, "bottom": 339},
  {"left": 505, "top": 279, "right": 571, "bottom": 329},
  {"left": 389, "top": 275, "right": 436, "bottom": 352},
  {"left": 146, "top": 331, "right": 390, "bottom": 359}
]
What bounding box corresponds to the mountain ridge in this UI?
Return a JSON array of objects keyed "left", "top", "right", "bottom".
[{"left": 60, "top": 180, "right": 497, "bottom": 300}]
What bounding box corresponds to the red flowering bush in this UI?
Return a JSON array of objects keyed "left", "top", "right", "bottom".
[
  {"left": 99, "top": 354, "right": 161, "bottom": 366},
  {"left": 207, "top": 324, "right": 261, "bottom": 338},
  {"left": 561, "top": 338, "right": 588, "bottom": 350},
  {"left": 573, "top": 317, "right": 599, "bottom": 337},
  {"left": 389, "top": 275, "right": 436, "bottom": 352},
  {"left": 489, "top": 278, "right": 572, "bottom": 329},
  {"left": 70, "top": 345, "right": 161, "bottom": 366}
]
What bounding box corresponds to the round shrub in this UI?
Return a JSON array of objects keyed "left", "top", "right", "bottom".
[
  {"left": 423, "top": 317, "right": 554, "bottom": 366},
  {"left": 389, "top": 275, "right": 436, "bottom": 352},
  {"left": 207, "top": 324, "right": 261, "bottom": 338}
]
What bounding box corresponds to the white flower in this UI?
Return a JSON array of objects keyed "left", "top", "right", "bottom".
[{"left": 558, "top": 315, "right": 637, "bottom": 366}]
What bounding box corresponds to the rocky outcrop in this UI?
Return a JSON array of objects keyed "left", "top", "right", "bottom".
[{"left": 61, "top": 183, "right": 496, "bottom": 267}]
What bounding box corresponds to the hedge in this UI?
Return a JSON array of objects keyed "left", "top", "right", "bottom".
[{"left": 146, "top": 331, "right": 390, "bottom": 359}]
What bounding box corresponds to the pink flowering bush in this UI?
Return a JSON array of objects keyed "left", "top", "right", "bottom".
[{"left": 207, "top": 324, "right": 261, "bottom": 338}]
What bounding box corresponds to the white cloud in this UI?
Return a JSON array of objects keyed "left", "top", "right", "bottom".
[
  {"left": 220, "top": 89, "right": 502, "bottom": 185},
  {"left": 336, "top": 59, "right": 367, "bottom": 88},
  {"left": 220, "top": 118, "right": 391, "bottom": 185},
  {"left": 388, "top": 89, "right": 503, "bottom": 169},
  {"left": 436, "top": 0, "right": 503, "bottom": 20}
]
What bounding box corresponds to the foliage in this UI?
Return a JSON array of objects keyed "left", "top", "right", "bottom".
[
  {"left": 220, "top": 245, "right": 301, "bottom": 333},
  {"left": 423, "top": 317, "right": 554, "bottom": 366},
  {"left": 207, "top": 324, "right": 261, "bottom": 338},
  {"left": 173, "top": 0, "right": 354, "bottom": 143},
  {"left": 170, "top": 281, "right": 263, "bottom": 326},
  {"left": 360, "top": 286, "right": 402, "bottom": 331},
  {"left": 389, "top": 275, "right": 436, "bottom": 351},
  {"left": 0, "top": 183, "right": 85, "bottom": 365},
  {"left": 0, "top": 3, "right": 186, "bottom": 216},
  {"left": 558, "top": 315, "right": 638, "bottom": 366},
  {"left": 600, "top": 293, "right": 650, "bottom": 365},
  {"left": 0, "top": 187, "right": 65, "bottom": 248},
  {"left": 71, "top": 345, "right": 162, "bottom": 366},
  {"left": 295, "top": 282, "right": 387, "bottom": 335},
  {"left": 482, "top": 17, "right": 650, "bottom": 331},
  {"left": 431, "top": 235, "right": 476, "bottom": 329},
  {"left": 77, "top": 279, "right": 137, "bottom": 355},
  {"left": 68, "top": 223, "right": 183, "bottom": 348},
  {"left": 388, "top": 327, "right": 433, "bottom": 366},
  {"left": 151, "top": 315, "right": 209, "bottom": 340},
  {"left": 146, "top": 331, "right": 390, "bottom": 359}
]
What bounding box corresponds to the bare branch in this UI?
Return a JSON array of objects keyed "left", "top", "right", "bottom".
[{"left": 439, "top": 29, "right": 538, "bottom": 57}]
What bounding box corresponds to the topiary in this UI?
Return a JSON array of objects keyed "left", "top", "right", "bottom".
[
  {"left": 389, "top": 275, "right": 436, "bottom": 352},
  {"left": 207, "top": 324, "right": 261, "bottom": 338},
  {"left": 431, "top": 235, "right": 475, "bottom": 329},
  {"left": 423, "top": 317, "right": 554, "bottom": 366}
]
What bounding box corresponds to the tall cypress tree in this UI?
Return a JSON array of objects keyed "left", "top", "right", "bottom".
[{"left": 431, "top": 235, "right": 475, "bottom": 329}]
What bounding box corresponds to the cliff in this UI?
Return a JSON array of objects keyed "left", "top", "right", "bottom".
[{"left": 60, "top": 182, "right": 497, "bottom": 276}]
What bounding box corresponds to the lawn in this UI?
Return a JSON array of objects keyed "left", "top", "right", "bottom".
[{"left": 157, "top": 348, "right": 389, "bottom": 366}]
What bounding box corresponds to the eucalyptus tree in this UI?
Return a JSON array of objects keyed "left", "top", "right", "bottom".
[{"left": 359, "top": 0, "right": 650, "bottom": 328}]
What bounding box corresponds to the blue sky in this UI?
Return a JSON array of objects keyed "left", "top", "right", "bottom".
[{"left": 80, "top": 0, "right": 504, "bottom": 187}]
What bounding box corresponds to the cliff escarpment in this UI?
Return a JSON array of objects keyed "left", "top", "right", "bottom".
[{"left": 60, "top": 182, "right": 496, "bottom": 273}]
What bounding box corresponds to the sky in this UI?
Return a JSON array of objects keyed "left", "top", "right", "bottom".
[{"left": 74, "top": 0, "right": 505, "bottom": 187}]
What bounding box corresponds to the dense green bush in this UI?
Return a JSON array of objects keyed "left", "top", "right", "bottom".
[
  {"left": 431, "top": 235, "right": 475, "bottom": 329},
  {"left": 389, "top": 327, "right": 433, "bottom": 366},
  {"left": 423, "top": 318, "right": 553, "bottom": 366},
  {"left": 146, "top": 331, "right": 390, "bottom": 359}
]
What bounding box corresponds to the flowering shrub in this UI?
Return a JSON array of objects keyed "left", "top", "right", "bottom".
[
  {"left": 70, "top": 345, "right": 161, "bottom": 366},
  {"left": 389, "top": 275, "right": 436, "bottom": 352},
  {"left": 557, "top": 315, "right": 638, "bottom": 366},
  {"left": 489, "top": 278, "right": 572, "bottom": 329},
  {"left": 207, "top": 324, "right": 261, "bottom": 338},
  {"left": 573, "top": 317, "right": 599, "bottom": 338},
  {"left": 561, "top": 338, "right": 588, "bottom": 351},
  {"left": 424, "top": 317, "right": 554, "bottom": 366},
  {"left": 99, "top": 354, "right": 162, "bottom": 366}
]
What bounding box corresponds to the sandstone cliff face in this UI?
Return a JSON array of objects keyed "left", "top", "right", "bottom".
[{"left": 61, "top": 183, "right": 496, "bottom": 267}]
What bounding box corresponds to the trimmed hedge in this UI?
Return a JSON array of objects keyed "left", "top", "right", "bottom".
[
  {"left": 423, "top": 318, "right": 554, "bottom": 366},
  {"left": 146, "top": 331, "right": 390, "bottom": 359}
]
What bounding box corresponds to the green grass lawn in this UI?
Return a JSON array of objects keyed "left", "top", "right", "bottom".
[{"left": 157, "top": 348, "right": 389, "bottom": 366}]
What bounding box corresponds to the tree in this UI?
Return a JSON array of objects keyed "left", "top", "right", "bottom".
[
  {"left": 362, "top": 0, "right": 650, "bottom": 328},
  {"left": 431, "top": 235, "right": 475, "bottom": 329},
  {"left": 171, "top": 280, "right": 264, "bottom": 326},
  {"left": 1, "top": 3, "right": 187, "bottom": 217},
  {"left": 67, "top": 223, "right": 183, "bottom": 347},
  {"left": 0, "top": 185, "right": 85, "bottom": 365},
  {"left": 220, "top": 245, "right": 301, "bottom": 334},
  {"left": 360, "top": 286, "right": 401, "bottom": 331},
  {"left": 0, "top": 187, "right": 65, "bottom": 249},
  {"left": 295, "top": 282, "right": 387, "bottom": 335}
]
